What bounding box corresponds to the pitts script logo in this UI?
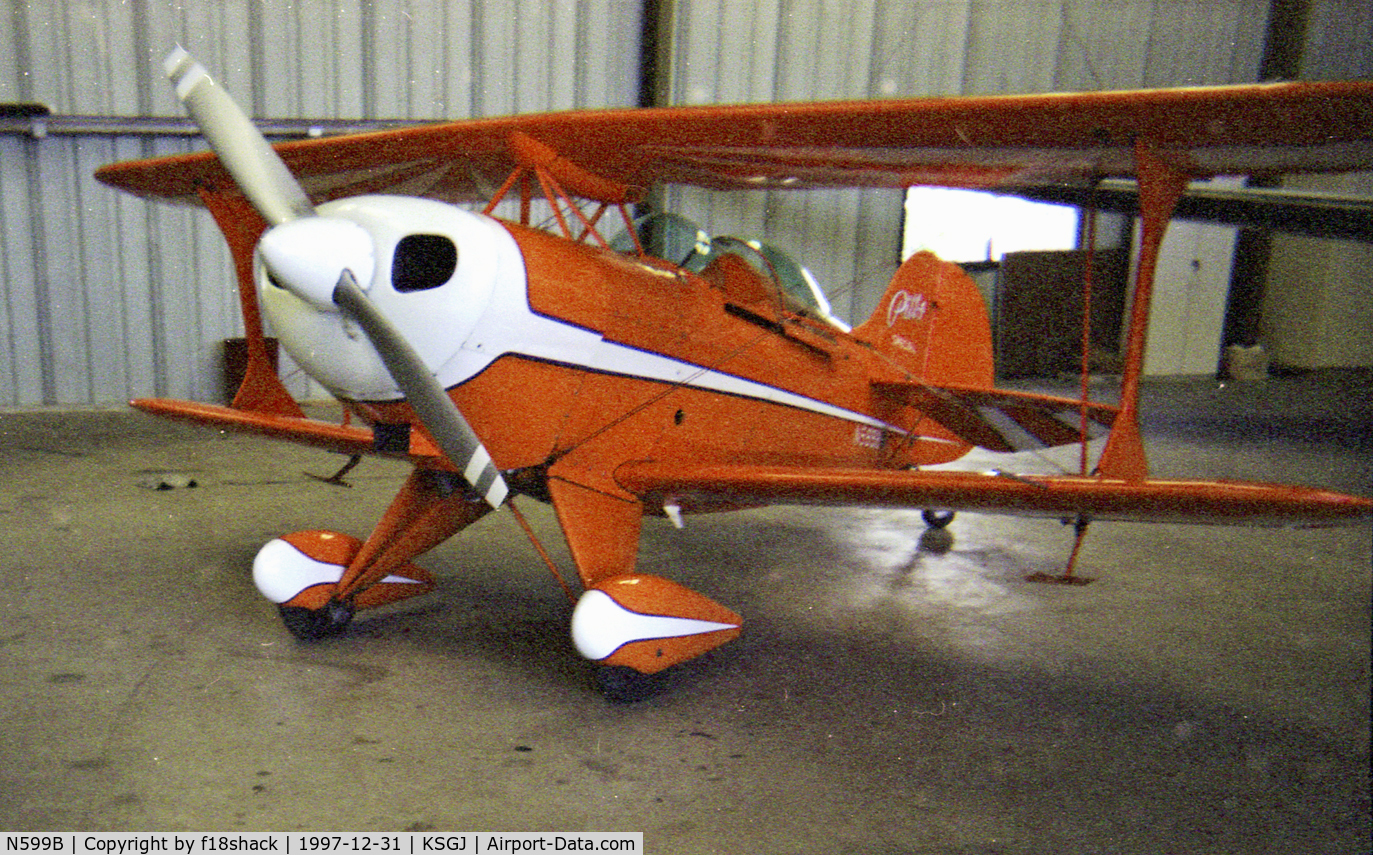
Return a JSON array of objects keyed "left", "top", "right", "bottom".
[{"left": 887, "top": 289, "right": 928, "bottom": 327}]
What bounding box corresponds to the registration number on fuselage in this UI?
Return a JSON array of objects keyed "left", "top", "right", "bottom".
[{"left": 853, "top": 424, "right": 885, "bottom": 450}]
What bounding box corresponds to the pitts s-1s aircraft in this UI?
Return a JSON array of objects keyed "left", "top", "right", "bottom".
[{"left": 97, "top": 49, "right": 1373, "bottom": 695}]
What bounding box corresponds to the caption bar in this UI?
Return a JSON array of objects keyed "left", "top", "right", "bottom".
[{"left": 3, "top": 835, "right": 641, "bottom": 855}]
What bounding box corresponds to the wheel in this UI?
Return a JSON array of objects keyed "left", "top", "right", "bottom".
[
  {"left": 922, "top": 509, "right": 955, "bottom": 529},
  {"left": 278, "top": 600, "right": 354, "bottom": 640},
  {"left": 594, "top": 665, "right": 660, "bottom": 703}
]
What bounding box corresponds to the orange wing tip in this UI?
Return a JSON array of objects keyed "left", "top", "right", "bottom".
[
  {"left": 571, "top": 575, "right": 742, "bottom": 674},
  {"left": 254, "top": 531, "right": 435, "bottom": 611}
]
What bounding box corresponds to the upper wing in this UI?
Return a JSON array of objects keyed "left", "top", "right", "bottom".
[{"left": 97, "top": 81, "right": 1373, "bottom": 206}]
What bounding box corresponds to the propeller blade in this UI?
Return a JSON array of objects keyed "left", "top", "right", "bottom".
[
  {"left": 332, "top": 270, "right": 509, "bottom": 508},
  {"left": 166, "top": 50, "right": 504, "bottom": 507},
  {"left": 164, "top": 46, "right": 315, "bottom": 226},
  {"left": 164, "top": 51, "right": 501, "bottom": 504}
]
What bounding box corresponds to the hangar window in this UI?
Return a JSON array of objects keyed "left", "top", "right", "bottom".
[
  {"left": 392, "top": 234, "right": 458, "bottom": 292},
  {"left": 902, "top": 187, "right": 1078, "bottom": 263}
]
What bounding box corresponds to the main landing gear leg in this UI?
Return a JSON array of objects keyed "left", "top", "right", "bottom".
[
  {"left": 548, "top": 477, "right": 741, "bottom": 700},
  {"left": 1026, "top": 515, "right": 1096, "bottom": 585},
  {"left": 258, "top": 467, "right": 493, "bottom": 640}
]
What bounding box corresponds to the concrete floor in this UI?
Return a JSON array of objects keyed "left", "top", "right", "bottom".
[{"left": 1, "top": 373, "right": 1368, "bottom": 852}]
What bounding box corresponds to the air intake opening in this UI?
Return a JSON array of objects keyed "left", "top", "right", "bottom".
[{"left": 392, "top": 234, "right": 457, "bottom": 292}]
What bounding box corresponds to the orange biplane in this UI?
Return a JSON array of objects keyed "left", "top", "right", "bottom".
[{"left": 97, "top": 48, "right": 1373, "bottom": 696}]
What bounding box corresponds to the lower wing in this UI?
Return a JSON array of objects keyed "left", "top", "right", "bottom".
[
  {"left": 615, "top": 460, "right": 1373, "bottom": 528},
  {"left": 130, "top": 398, "right": 446, "bottom": 466}
]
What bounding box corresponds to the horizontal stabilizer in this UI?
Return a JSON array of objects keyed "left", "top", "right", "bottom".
[{"left": 874, "top": 382, "right": 1118, "bottom": 453}]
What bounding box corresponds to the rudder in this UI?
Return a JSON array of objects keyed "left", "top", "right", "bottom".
[{"left": 854, "top": 251, "right": 993, "bottom": 387}]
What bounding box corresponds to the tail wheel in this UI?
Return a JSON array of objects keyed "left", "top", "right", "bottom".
[
  {"left": 922, "top": 509, "right": 955, "bottom": 529},
  {"left": 278, "top": 600, "right": 355, "bottom": 640}
]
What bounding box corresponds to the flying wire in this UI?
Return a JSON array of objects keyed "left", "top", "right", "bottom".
[{"left": 508, "top": 496, "right": 577, "bottom": 604}]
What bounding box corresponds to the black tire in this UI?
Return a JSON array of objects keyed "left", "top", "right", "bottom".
[
  {"left": 278, "top": 600, "right": 354, "bottom": 640},
  {"left": 594, "top": 665, "right": 660, "bottom": 703},
  {"left": 922, "top": 509, "right": 955, "bottom": 529}
]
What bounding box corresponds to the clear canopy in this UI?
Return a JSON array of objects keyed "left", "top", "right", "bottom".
[{"left": 612, "top": 212, "right": 842, "bottom": 327}]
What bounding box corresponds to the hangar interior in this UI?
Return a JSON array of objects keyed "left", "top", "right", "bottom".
[{"left": 1, "top": 1, "right": 1369, "bottom": 850}]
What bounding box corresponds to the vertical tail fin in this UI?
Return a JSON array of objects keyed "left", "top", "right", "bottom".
[{"left": 854, "top": 251, "right": 994, "bottom": 388}]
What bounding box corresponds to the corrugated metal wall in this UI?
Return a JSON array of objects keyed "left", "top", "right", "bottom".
[
  {"left": 1, "top": 0, "right": 642, "bottom": 407},
  {"left": 1, "top": 131, "right": 241, "bottom": 406},
  {"left": 664, "top": 0, "right": 1271, "bottom": 326},
  {"left": 1, "top": 0, "right": 640, "bottom": 117},
  {"left": 1, "top": 1, "right": 1366, "bottom": 406}
]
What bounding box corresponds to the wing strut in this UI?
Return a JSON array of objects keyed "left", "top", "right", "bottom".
[
  {"left": 198, "top": 188, "right": 304, "bottom": 417},
  {"left": 1096, "top": 140, "right": 1189, "bottom": 482},
  {"left": 483, "top": 131, "right": 643, "bottom": 249},
  {"left": 1076, "top": 179, "right": 1101, "bottom": 476}
]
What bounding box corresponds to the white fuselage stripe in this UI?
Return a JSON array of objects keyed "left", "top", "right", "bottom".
[
  {"left": 266, "top": 201, "right": 913, "bottom": 442},
  {"left": 431, "top": 217, "right": 911, "bottom": 437},
  {"left": 536, "top": 323, "right": 907, "bottom": 434}
]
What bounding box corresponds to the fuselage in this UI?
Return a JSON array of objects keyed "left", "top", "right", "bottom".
[{"left": 257, "top": 195, "right": 969, "bottom": 503}]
